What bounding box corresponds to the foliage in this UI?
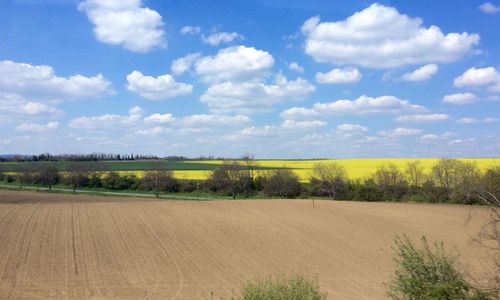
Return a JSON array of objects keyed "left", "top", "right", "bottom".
[
  {"left": 263, "top": 169, "right": 302, "bottom": 198},
  {"left": 239, "top": 275, "right": 326, "bottom": 300},
  {"left": 388, "top": 235, "right": 492, "bottom": 300}
]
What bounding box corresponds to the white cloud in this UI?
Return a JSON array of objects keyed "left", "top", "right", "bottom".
[
  {"left": 315, "top": 67, "right": 361, "bottom": 84},
  {"left": 456, "top": 118, "right": 478, "bottom": 124},
  {"left": 78, "top": 0, "right": 165, "bottom": 52},
  {"left": 288, "top": 62, "right": 304, "bottom": 73},
  {"left": 129, "top": 106, "right": 144, "bottom": 115},
  {"left": 336, "top": 123, "right": 368, "bottom": 132},
  {"left": 180, "top": 26, "right": 201, "bottom": 35},
  {"left": 179, "top": 114, "right": 250, "bottom": 126},
  {"left": 281, "top": 120, "right": 326, "bottom": 130},
  {"left": 171, "top": 53, "right": 201, "bottom": 76},
  {"left": 0, "top": 60, "right": 114, "bottom": 101},
  {"left": 126, "top": 70, "right": 193, "bottom": 100},
  {"left": 453, "top": 67, "right": 500, "bottom": 92},
  {"left": 280, "top": 107, "right": 320, "bottom": 120},
  {"left": 69, "top": 107, "right": 143, "bottom": 129},
  {"left": 401, "top": 64, "right": 438, "bottom": 81},
  {"left": 194, "top": 45, "right": 274, "bottom": 83},
  {"left": 240, "top": 126, "right": 278, "bottom": 137},
  {"left": 280, "top": 95, "right": 426, "bottom": 119},
  {"left": 0, "top": 94, "right": 61, "bottom": 118},
  {"left": 16, "top": 121, "right": 59, "bottom": 133},
  {"left": 483, "top": 117, "right": 499, "bottom": 123},
  {"left": 136, "top": 126, "right": 172, "bottom": 136},
  {"left": 381, "top": 127, "right": 423, "bottom": 137},
  {"left": 442, "top": 92, "right": 478, "bottom": 105},
  {"left": 313, "top": 95, "right": 426, "bottom": 115},
  {"left": 395, "top": 113, "right": 449, "bottom": 122},
  {"left": 202, "top": 31, "right": 243, "bottom": 46},
  {"left": 200, "top": 74, "right": 315, "bottom": 114},
  {"left": 144, "top": 113, "right": 175, "bottom": 124},
  {"left": 479, "top": 2, "right": 500, "bottom": 13},
  {"left": 419, "top": 134, "right": 440, "bottom": 141},
  {"left": 301, "top": 4, "right": 479, "bottom": 68}
]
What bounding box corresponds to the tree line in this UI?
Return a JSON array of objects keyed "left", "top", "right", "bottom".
[{"left": 0, "top": 158, "right": 498, "bottom": 204}]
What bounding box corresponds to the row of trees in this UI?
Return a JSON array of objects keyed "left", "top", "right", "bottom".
[{"left": 0, "top": 158, "right": 498, "bottom": 203}]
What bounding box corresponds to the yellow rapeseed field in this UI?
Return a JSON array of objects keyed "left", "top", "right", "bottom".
[{"left": 173, "top": 158, "right": 500, "bottom": 182}]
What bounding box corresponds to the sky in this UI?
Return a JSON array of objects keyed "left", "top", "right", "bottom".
[{"left": 0, "top": 0, "right": 499, "bottom": 158}]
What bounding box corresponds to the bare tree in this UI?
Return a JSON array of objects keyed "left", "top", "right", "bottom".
[
  {"left": 310, "top": 162, "right": 347, "bottom": 199},
  {"left": 67, "top": 162, "right": 90, "bottom": 192},
  {"left": 263, "top": 169, "right": 302, "bottom": 199},
  {"left": 14, "top": 163, "right": 34, "bottom": 189},
  {"left": 374, "top": 163, "right": 408, "bottom": 200},
  {"left": 431, "top": 158, "right": 463, "bottom": 193},
  {"left": 141, "top": 160, "right": 177, "bottom": 197},
  {"left": 209, "top": 161, "right": 250, "bottom": 199},
  {"left": 241, "top": 153, "right": 258, "bottom": 182},
  {"left": 405, "top": 160, "right": 425, "bottom": 187},
  {"left": 35, "top": 163, "right": 60, "bottom": 190}
]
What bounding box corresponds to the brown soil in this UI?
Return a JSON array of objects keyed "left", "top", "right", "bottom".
[{"left": 0, "top": 190, "right": 491, "bottom": 299}]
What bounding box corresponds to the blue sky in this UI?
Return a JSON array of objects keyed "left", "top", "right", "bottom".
[{"left": 0, "top": 0, "right": 499, "bottom": 158}]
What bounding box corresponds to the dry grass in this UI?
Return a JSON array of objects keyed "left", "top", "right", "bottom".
[{"left": 0, "top": 190, "right": 491, "bottom": 299}]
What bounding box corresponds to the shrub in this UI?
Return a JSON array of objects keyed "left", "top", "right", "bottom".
[
  {"left": 263, "top": 169, "right": 302, "bottom": 198},
  {"left": 388, "top": 235, "right": 491, "bottom": 300},
  {"left": 102, "top": 172, "right": 138, "bottom": 190},
  {"left": 239, "top": 275, "right": 326, "bottom": 300},
  {"left": 0, "top": 172, "right": 5, "bottom": 181}
]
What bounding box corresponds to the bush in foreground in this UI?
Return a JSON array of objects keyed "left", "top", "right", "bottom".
[
  {"left": 388, "top": 235, "right": 492, "bottom": 300},
  {"left": 238, "top": 275, "right": 326, "bottom": 300}
]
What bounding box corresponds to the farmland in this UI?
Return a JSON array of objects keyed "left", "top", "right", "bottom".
[
  {"left": 0, "top": 190, "right": 491, "bottom": 299},
  {"left": 1, "top": 158, "right": 498, "bottom": 182}
]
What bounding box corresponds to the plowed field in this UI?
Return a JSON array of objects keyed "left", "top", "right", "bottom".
[{"left": 0, "top": 190, "right": 491, "bottom": 299}]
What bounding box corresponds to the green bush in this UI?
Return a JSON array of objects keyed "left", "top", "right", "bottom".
[
  {"left": 388, "top": 235, "right": 491, "bottom": 300},
  {"left": 239, "top": 275, "right": 326, "bottom": 300}
]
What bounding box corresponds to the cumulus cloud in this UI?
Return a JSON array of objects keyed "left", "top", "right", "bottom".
[
  {"left": 170, "top": 53, "right": 201, "bottom": 76},
  {"left": 69, "top": 106, "right": 143, "bottom": 129},
  {"left": 395, "top": 113, "right": 449, "bottom": 122},
  {"left": 336, "top": 123, "right": 368, "bottom": 132},
  {"left": 78, "top": 0, "right": 165, "bottom": 52},
  {"left": 180, "top": 25, "right": 201, "bottom": 35},
  {"left": 479, "top": 2, "right": 500, "bottom": 13},
  {"left": 16, "top": 121, "right": 59, "bottom": 133},
  {"left": 179, "top": 114, "right": 250, "bottom": 126},
  {"left": 0, "top": 94, "right": 61, "bottom": 119},
  {"left": 301, "top": 4, "right": 479, "bottom": 68},
  {"left": 456, "top": 117, "right": 478, "bottom": 124},
  {"left": 442, "top": 92, "right": 478, "bottom": 105},
  {"left": 136, "top": 126, "right": 172, "bottom": 136},
  {"left": 401, "top": 64, "right": 438, "bottom": 81},
  {"left": 380, "top": 127, "right": 423, "bottom": 137},
  {"left": 288, "top": 62, "right": 304, "bottom": 73},
  {"left": 200, "top": 74, "right": 315, "bottom": 114},
  {"left": 454, "top": 67, "right": 500, "bottom": 92},
  {"left": 126, "top": 70, "right": 193, "bottom": 100},
  {"left": 315, "top": 67, "right": 361, "bottom": 84},
  {"left": 144, "top": 113, "right": 175, "bottom": 124},
  {"left": 281, "top": 120, "right": 326, "bottom": 130},
  {"left": 202, "top": 31, "right": 243, "bottom": 46},
  {"left": 0, "top": 60, "right": 114, "bottom": 101},
  {"left": 483, "top": 117, "right": 499, "bottom": 123},
  {"left": 281, "top": 95, "right": 426, "bottom": 119},
  {"left": 194, "top": 45, "right": 274, "bottom": 83}
]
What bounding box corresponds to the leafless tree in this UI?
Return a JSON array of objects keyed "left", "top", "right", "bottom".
[
  {"left": 242, "top": 153, "right": 258, "bottom": 182},
  {"left": 431, "top": 158, "right": 463, "bottom": 193},
  {"left": 405, "top": 160, "right": 425, "bottom": 187},
  {"left": 141, "top": 160, "right": 177, "bottom": 197},
  {"left": 263, "top": 169, "right": 302, "bottom": 199},
  {"left": 311, "top": 162, "right": 347, "bottom": 199},
  {"left": 14, "top": 163, "right": 34, "bottom": 189},
  {"left": 209, "top": 161, "right": 250, "bottom": 199},
  {"left": 35, "top": 163, "right": 60, "bottom": 190},
  {"left": 67, "top": 162, "right": 90, "bottom": 192}
]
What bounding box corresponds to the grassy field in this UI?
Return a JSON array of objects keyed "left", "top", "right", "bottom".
[
  {"left": 1, "top": 158, "right": 498, "bottom": 182},
  {"left": 0, "top": 190, "right": 490, "bottom": 299}
]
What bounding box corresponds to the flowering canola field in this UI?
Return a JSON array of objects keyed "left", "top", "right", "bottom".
[{"left": 167, "top": 158, "right": 499, "bottom": 182}]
